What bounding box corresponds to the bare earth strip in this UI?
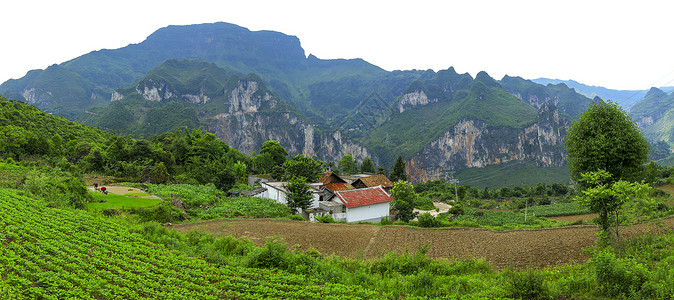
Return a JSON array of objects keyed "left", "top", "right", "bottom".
[{"left": 172, "top": 216, "right": 674, "bottom": 269}]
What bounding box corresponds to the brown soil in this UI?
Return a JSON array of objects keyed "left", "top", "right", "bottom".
[{"left": 172, "top": 216, "right": 674, "bottom": 270}]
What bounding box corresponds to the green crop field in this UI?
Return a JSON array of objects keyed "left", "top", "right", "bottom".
[{"left": 0, "top": 189, "right": 380, "bottom": 299}]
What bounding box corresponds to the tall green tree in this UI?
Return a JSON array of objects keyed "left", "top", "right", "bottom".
[
  {"left": 566, "top": 100, "right": 649, "bottom": 184},
  {"left": 283, "top": 154, "right": 324, "bottom": 182},
  {"left": 285, "top": 176, "right": 313, "bottom": 214},
  {"left": 338, "top": 155, "right": 358, "bottom": 175},
  {"left": 390, "top": 181, "right": 419, "bottom": 222},
  {"left": 259, "top": 140, "right": 288, "bottom": 168},
  {"left": 360, "top": 157, "right": 375, "bottom": 173},
  {"left": 389, "top": 156, "right": 407, "bottom": 182}
]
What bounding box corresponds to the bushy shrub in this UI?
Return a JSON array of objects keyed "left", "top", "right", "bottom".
[
  {"left": 315, "top": 214, "right": 335, "bottom": 223},
  {"left": 380, "top": 216, "right": 393, "bottom": 225},
  {"left": 448, "top": 203, "right": 464, "bottom": 215},
  {"left": 370, "top": 247, "right": 431, "bottom": 276},
  {"left": 418, "top": 212, "right": 441, "bottom": 228},
  {"left": 414, "top": 196, "right": 436, "bottom": 210},
  {"left": 245, "top": 238, "right": 289, "bottom": 270},
  {"left": 592, "top": 249, "right": 649, "bottom": 297},
  {"left": 505, "top": 267, "right": 549, "bottom": 300},
  {"left": 132, "top": 203, "right": 186, "bottom": 223},
  {"left": 286, "top": 214, "right": 306, "bottom": 221}
]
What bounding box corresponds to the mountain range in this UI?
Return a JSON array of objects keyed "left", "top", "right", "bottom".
[{"left": 1, "top": 22, "right": 669, "bottom": 186}]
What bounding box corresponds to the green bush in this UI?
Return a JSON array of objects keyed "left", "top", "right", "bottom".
[
  {"left": 286, "top": 214, "right": 306, "bottom": 221},
  {"left": 418, "top": 212, "right": 441, "bottom": 228},
  {"left": 245, "top": 238, "right": 289, "bottom": 270},
  {"left": 505, "top": 267, "right": 549, "bottom": 300},
  {"left": 132, "top": 202, "right": 186, "bottom": 223},
  {"left": 592, "top": 249, "right": 649, "bottom": 298},
  {"left": 380, "top": 216, "right": 393, "bottom": 225},
  {"left": 448, "top": 203, "right": 464, "bottom": 215},
  {"left": 414, "top": 196, "right": 436, "bottom": 210},
  {"left": 315, "top": 214, "right": 335, "bottom": 223}
]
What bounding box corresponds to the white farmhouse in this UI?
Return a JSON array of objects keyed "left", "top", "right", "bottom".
[
  {"left": 253, "top": 181, "right": 324, "bottom": 212},
  {"left": 323, "top": 186, "right": 393, "bottom": 223}
]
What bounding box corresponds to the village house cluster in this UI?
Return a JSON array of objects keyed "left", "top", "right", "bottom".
[{"left": 246, "top": 172, "right": 395, "bottom": 222}]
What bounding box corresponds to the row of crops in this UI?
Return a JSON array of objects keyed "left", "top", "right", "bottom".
[
  {"left": 0, "top": 188, "right": 381, "bottom": 299},
  {"left": 146, "top": 183, "right": 291, "bottom": 219}
]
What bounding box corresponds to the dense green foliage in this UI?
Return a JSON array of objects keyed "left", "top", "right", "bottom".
[
  {"left": 576, "top": 170, "right": 651, "bottom": 245},
  {"left": 390, "top": 181, "right": 419, "bottom": 222},
  {"left": 285, "top": 176, "right": 314, "bottom": 213},
  {"left": 145, "top": 183, "right": 290, "bottom": 219},
  {"left": 282, "top": 154, "right": 324, "bottom": 182},
  {"left": 567, "top": 100, "right": 649, "bottom": 183},
  {"left": 388, "top": 155, "right": 408, "bottom": 182},
  {"left": 337, "top": 155, "right": 358, "bottom": 175},
  {"left": 360, "top": 157, "right": 375, "bottom": 173}
]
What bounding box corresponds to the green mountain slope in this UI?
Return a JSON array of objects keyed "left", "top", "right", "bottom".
[
  {"left": 501, "top": 75, "right": 592, "bottom": 118},
  {"left": 531, "top": 78, "right": 674, "bottom": 110},
  {"left": 364, "top": 72, "right": 538, "bottom": 166},
  {"left": 630, "top": 88, "right": 674, "bottom": 146}
]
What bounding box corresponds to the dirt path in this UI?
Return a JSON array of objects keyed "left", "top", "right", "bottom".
[
  {"left": 88, "top": 185, "right": 160, "bottom": 199},
  {"left": 172, "top": 216, "right": 674, "bottom": 269}
]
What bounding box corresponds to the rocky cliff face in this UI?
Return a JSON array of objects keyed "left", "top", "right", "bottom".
[
  {"left": 209, "top": 80, "right": 374, "bottom": 164},
  {"left": 397, "top": 90, "right": 438, "bottom": 113},
  {"left": 407, "top": 102, "right": 568, "bottom": 182},
  {"left": 511, "top": 91, "right": 559, "bottom": 109}
]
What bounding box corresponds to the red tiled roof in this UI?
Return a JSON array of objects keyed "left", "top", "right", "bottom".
[
  {"left": 325, "top": 182, "right": 354, "bottom": 192},
  {"left": 334, "top": 186, "right": 393, "bottom": 208}
]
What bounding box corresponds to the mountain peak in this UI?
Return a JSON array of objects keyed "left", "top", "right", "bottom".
[
  {"left": 475, "top": 71, "right": 500, "bottom": 87},
  {"left": 646, "top": 87, "right": 667, "bottom": 98}
]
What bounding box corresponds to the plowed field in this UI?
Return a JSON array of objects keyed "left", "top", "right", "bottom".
[{"left": 172, "top": 216, "right": 674, "bottom": 269}]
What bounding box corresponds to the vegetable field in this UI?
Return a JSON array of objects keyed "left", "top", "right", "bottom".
[{"left": 0, "top": 189, "right": 380, "bottom": 299}]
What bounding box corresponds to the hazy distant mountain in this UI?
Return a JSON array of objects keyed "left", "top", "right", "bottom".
[
  {"left": 0, "top": 22, "right": 600, "bottom": 185},
  {"left": 532, "top": 78, "right": 674, "bottom": 110}
]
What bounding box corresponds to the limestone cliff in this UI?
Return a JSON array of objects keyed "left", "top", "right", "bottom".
[
  {"left": 408, "top": 102, "right": 568, "bottom": 182},
  {"left": 397, "top": 90, "right": 438, "bottom": 113},
  {"left": 208, "top": 80, "right": 374, "bottom": 165}
]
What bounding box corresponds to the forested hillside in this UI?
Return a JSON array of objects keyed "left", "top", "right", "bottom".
[{"left": 0, "top": 22, "right": 605, "bottom": 183}]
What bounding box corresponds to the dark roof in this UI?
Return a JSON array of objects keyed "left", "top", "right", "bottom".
[
  {"left": 325, "top": 182, "right": 354, "bottom": 192},
  {"left": 242, "top": 187, "right": 267, "bottom": 197},
  {"left": 352, "top": 174, "right": 393, "bottom": 188},
  {"left": 318, "top": 172, "right": 348, "bottom": 184},
  {"left": 334, "top": 186, "right": 394, "bottom": 208}
]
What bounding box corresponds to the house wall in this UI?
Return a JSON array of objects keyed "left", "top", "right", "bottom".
[
  {"left": 260, "top": 183, "right": 287, "bottom": 205},
  {"left": 260, "top": 182, "right": 321, "bottom": 209},
  {"left": 345, "top": 202, "right": 390, "bottom": 223}
]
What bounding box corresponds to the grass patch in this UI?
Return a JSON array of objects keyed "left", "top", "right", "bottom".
[
  {"left": 87, "top": 191, "right": 161, "bottom": 210},
  {"left": 526, "top": 202, "right": 591, "bottom": 217}
]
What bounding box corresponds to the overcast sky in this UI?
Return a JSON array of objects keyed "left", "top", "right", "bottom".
[{"left": 2, "top": 0, "right": 674, "bottom": 90}]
